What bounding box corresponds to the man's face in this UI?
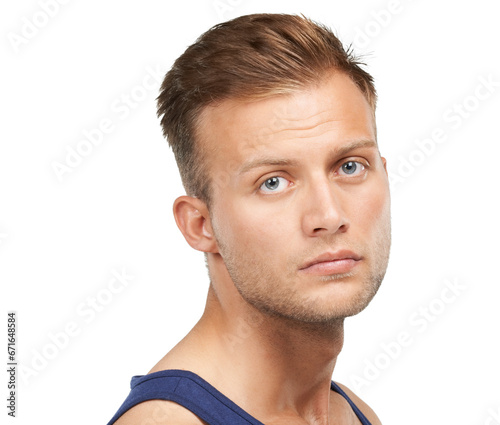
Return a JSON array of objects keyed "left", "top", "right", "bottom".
[{"left": 198, "top": 72, "right": 391, "bottom": 323}]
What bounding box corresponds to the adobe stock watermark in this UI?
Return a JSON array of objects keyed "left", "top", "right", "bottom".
[
  {"left": 19, "top": 268, "right": 134, "bottom": 385},
  {"left": 352, "top": 0, "right": 415, "bottom": 50},
  {"left": 0, "top": 230, "right": 7, "bottom": 247},
  {"left": 210, "top": 102, "right": 297, "bottom": 193},
  {"left": 223, "top": 310, "right": 264, "bottom": 353},
  {"left": 212, "top": 0, "right": 245, "bottom": 20},
  {"left": 136, "top": 402, "right": 174, "bottom": 425},
  {"left": 349, "top": 277, "right": 466, "bottom": 393},
  {"left": 482, "top": 406, "right": 500, "bottom": 425},
  {"left": 51, "top": 64, "right": 165, "bottom": 182},
  {"left": 124, "top": 400, "right": 190, "bottom": 425},
  {"left": 7, "top": 0, "right": 72, "bottom": 54},
  {"left": 388, "top": 74, "right": 499, "bottom": 189}
]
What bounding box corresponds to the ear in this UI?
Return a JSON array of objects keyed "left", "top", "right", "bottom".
[
  {"left": 381, "top": 156, "right": 388, "bottom": 175},
  {"left": 173, "top": 196, "right": 219, "bottom": 253}
]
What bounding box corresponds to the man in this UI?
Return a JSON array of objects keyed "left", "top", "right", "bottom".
[{"left": 108, "top": 13, "right": 391, "bottom": 425}]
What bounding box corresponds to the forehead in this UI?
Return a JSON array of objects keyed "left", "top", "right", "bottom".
[{"left": 196, "top": 72, "right": 376, "bottom": 174}]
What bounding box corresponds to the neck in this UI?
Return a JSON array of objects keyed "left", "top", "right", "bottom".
[{"left": 191, "top": 284, "right": 345, "bottom": 423}]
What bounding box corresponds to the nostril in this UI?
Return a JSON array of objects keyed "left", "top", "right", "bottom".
[{"left": 338, "top": 223, "right": 348, "bottom": 233}]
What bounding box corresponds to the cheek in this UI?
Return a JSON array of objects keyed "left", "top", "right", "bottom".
[
  {"left": 350, "top": 178, "right": 391, "bottom": 232},
  {"left": 212, "top": 196, "right": 260, "bottom": 249},
  {"left": 217, "top": 196, "right": 292, "bottom": 254}
]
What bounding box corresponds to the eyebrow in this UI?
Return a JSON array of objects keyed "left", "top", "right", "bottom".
[{"left": 237, "top": 139, "right": 378, "bottom": 175}]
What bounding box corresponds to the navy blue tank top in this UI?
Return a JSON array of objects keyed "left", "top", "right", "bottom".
[{"left": 107, "top": 369, "right": 373, "bottom": 425}]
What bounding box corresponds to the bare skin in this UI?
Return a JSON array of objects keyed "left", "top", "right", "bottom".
[{"left": 115, "top": 72, "right": 390, "bottom": 425}]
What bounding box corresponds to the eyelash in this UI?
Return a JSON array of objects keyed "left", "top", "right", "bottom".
[{"left": 257, "top": 160, "right": 368, "bottom": 194}]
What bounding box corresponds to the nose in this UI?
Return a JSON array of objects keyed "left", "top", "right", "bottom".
[{"left": 301, "top": 177, "right": 349, "bottom": 237}]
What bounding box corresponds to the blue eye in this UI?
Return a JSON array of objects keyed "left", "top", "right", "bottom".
[
  {"left": 340, "top": 161, "right": 364, "bottom": 176},
  {"left": 259, "top": 176, "right": 289, "bottom": 193}
]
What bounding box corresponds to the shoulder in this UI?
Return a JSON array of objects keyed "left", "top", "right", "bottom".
[
  {"left": 334, "top": 382, "right": 382, "bottom": 425},
  {"left": 113, "top": 399, "right": 208, "bottom": 425}
]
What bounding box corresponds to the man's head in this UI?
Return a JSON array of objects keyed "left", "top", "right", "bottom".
[{"left": 158, "top": 13, "right": 390, "bottom": 323}]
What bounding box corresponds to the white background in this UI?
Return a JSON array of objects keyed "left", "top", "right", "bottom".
[{"left": 1, "top": 0, "right": 499, "bottom": 424}]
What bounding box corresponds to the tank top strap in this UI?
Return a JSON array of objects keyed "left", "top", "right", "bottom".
[
  {"left": 330, "top": 381, "right": 373, "bottom": 425},
  {"left": 106, "top": 369, "right": 264, "bottom": 425}
]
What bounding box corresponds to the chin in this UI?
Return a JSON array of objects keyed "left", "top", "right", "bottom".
[{"left": 308, "top": 283, "right": 379, "bottom": 320}]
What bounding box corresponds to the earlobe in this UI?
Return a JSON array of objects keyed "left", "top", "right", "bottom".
[{"left": 173, "top": 196, "right": 219, "bottom": 253}]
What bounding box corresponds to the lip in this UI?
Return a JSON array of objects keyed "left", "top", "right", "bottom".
[{"left": 299, "top": 250, "right": 362, "bottom": 275}]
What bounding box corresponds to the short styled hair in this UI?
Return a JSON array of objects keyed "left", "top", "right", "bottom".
[{"left": 157, "top": 13, "right": 377, "bottom": 207}]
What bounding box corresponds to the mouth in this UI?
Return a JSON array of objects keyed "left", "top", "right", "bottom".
[{"left": 299, "top": 250, "right": 362, "bottom": 275}]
